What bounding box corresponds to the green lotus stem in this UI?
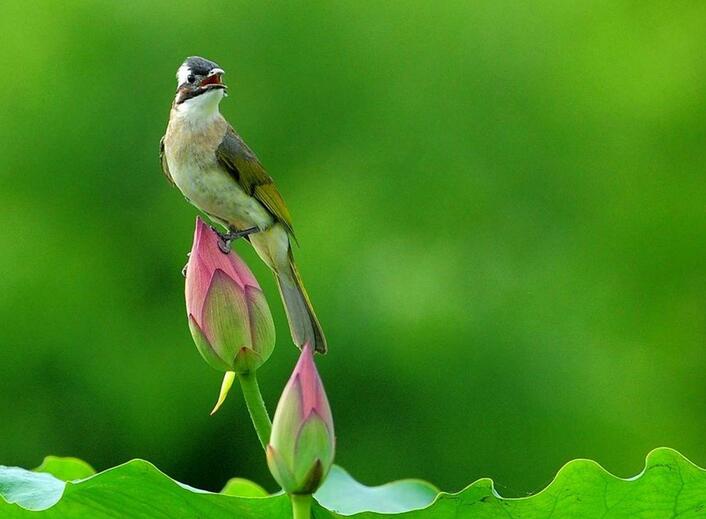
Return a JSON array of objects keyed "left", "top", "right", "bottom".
[
  {"left": 290, "top": 494, "right": 312, "bottom": 519},
  {"left": 238, "top": 372, "right": 272, "bottom": 449}
]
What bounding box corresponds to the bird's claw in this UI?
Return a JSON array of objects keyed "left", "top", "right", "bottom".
[
  {"left": 211, "top": 226, "right": 260, "bottom": 254},
  {"left": 217, "top": 238, "right": 231, "bottom": 254}
]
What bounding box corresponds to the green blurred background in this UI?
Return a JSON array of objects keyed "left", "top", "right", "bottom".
[{"left": 1, "top": 0, "right": 704, "bottom": 495}]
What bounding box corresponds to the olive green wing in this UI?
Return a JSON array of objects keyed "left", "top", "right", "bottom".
[
  {"left": 215, "top": 127, "right": 295, "bottom": 238},
  {"left": 159, "top": 136, "right": 174, "bottom": 185}
]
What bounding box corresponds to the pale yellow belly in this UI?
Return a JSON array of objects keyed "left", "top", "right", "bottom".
[{"left": 170, "top": 161, "right": 274, "bottom": 231}]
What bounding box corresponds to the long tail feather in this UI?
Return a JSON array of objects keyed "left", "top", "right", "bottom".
[
  {"left": 275, "top": 251, "right": 327, "bottom": 353},
  {"left": 250, "top": 224, "right": 327, "bottom": 353}
]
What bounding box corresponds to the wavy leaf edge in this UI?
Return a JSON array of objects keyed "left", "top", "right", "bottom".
[
  {"left": 426, "top": 446, "right": 704, "bottom": 509},
  {"left": 0, "top": 447, "right": 703, "bottom": 516}
]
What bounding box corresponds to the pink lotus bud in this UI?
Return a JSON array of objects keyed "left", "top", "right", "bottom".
[
  {"left": 185, "top": 218, "right": 275, "bottom": 375},
  {"left": 267, "top": 343, "right": 335, "bottom": 495}
]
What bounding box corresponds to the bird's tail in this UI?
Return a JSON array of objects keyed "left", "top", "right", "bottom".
[
  {"left": 276, "top": 250, "right": 327, "bottom": 354},
  {"left": 250, "top": 225, "right": 327, "bottom": 354}
]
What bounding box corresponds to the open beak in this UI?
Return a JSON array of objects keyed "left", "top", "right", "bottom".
[
  {"left": 200, "top": 68, "right": 225, "bottom": 88},
  {"left": 176, "top": 68, "right": 227, "bottom": 104}
]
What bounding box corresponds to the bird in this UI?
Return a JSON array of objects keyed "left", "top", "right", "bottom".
[{"left": 160, "top": 56, "right": 326, "bottom": 354}]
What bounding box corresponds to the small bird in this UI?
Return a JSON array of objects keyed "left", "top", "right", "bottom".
[{"left": 160, "top": 56, "right": 326, "bottom": 354}]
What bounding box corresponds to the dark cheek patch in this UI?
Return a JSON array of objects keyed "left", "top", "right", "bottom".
[{"left": 177, "top": 89, "right": 199, "bottom": 104}]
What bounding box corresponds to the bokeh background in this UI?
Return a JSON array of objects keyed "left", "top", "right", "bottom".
[{"left": 1, "top": 1, "right": 704, "bottom": 495}]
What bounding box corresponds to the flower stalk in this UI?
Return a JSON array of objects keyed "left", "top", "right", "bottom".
[
  {"left": 238, "top": 371, "right": 272, "bottom": 449},
  {"left": 291, "top": 494, "right": 313, "bottom": 519}
]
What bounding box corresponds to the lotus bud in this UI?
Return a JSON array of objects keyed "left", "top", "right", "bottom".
[
  {"left": 185, "top": 218, "right": 275, "bottom": 412},
  {"left": 267, "top": 343, "right": 335, "bottom": 495}
]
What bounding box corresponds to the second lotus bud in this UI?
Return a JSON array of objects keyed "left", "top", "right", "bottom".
[
  {"left": 185, "top": 217, "right": 275, "bottom": 375},
  {"left": 267, "top": 343, "right": 335, "bottom": 495}
]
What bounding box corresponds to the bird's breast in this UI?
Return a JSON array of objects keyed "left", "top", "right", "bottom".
[{"left": 164, "top": 121, "right": 273, "bottom": 231}]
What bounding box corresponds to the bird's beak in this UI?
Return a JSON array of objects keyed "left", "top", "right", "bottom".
[{"left": 200, "top": 68, "right": 226, "bottom": 88}]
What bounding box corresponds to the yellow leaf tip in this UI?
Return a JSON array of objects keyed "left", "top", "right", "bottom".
[{"left": 210, "top": 371, "right": 236, "bottom": 415}]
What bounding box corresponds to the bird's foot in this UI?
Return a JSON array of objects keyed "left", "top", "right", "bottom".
[
  {"left": 217, "top": 238, "right": 231, "bottom": 254},
  {"left": 212, "top": 226, "right": 260, "bottom": 254}
]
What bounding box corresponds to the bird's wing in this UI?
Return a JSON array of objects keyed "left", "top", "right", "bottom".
[
  {"left": 159, "top": 136, "right": 174, "bottom": 185},
  {"left": 216, "top": 127, "right": 296, "bottom": 238}
]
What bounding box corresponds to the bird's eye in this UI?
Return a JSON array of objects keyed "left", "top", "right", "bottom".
[{"left": 187, "top": 74, "right": 196, "bottom": 84}]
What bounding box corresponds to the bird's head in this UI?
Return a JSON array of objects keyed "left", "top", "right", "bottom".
[{"left": 174, "top": 56, "right": 227, "bottom": 112}]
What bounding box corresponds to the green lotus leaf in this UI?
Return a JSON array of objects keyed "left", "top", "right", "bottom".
[
  {"left": 34, "top": 457, "right": 96, "bottom": 482},
  {"left": 0, "top": 448, "right": 703, "bottom": 518},
  {"left": 220, "top": 477, "right": 268, "bottom": 498}
]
